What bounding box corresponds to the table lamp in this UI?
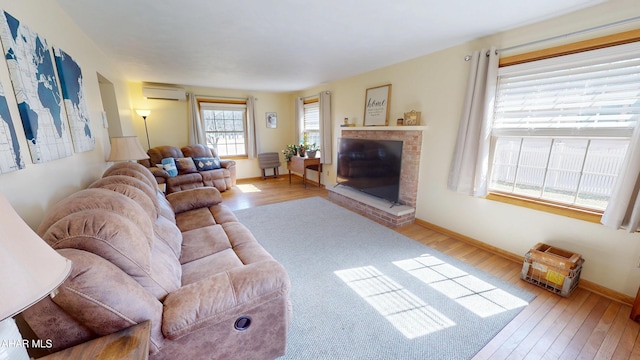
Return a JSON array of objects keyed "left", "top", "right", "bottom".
[
  {"left": 107, "top": 136, "right": 150, "bottom": 162},
  {"left": 0, "top": 193, "right": 72, "bottom": 360}
]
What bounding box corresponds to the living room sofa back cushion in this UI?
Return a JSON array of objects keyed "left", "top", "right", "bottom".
[
  {"left": 181, "top": 143, "right": 215, "bottom": 158},
  {"left": 147, "top": 145, "right": 185, "bottom": 166}
]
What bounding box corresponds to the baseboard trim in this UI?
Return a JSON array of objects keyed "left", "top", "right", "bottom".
[
  {"left": 414, "top": 218, "right": 635, "bottom": 307},
  {"left": 236, "top": 174, "right": 325, "bottom": 188}
]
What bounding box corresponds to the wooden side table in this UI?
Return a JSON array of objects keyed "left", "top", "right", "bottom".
[
  {"left": 39, "top": 320, "right": 151, "bottom": 359},
  {"left": 287, "top": 156, "right": 322, "bottom": 188}
]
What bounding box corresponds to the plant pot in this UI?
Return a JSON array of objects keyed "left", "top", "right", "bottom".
[{"left": 307, "top": 150, "right": 317, "bottom": 158}]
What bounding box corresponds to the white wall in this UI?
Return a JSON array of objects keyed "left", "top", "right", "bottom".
[
  {"left": 298, "top": 0, "right": 640, "bottom": 297},
  {"left": 128, "top": 82, "right": 296, "bottom": 179},
  {"left": 0, "top": 0, "right": 133, "bottom": 228}
]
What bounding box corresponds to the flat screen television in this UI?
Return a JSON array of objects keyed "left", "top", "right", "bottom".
[{"left": 336, "top": 137, "right": 403, "bottom": 204}]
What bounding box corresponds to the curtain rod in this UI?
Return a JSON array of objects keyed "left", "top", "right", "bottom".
[
  {"left": 465, "top": 15, "right": 640, "bottom": 60},
  {"left": 193, "top": 94, "right": 253, "bottom": 101}
]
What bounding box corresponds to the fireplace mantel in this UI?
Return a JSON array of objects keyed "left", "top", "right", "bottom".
[{"left": 340, "top": 125, "right": 427, "bottom": 131}]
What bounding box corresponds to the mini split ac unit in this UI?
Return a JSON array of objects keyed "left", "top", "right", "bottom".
[{"left": 141, "top": 85, "right": 186, "bottom": 101}]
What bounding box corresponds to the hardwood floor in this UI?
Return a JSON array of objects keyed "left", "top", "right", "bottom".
[{"left": 222, "top": 177, "right": 640, "bottom": 359}]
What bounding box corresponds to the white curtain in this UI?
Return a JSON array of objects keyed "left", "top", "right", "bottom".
[
  {"left": 246, "top": 96, "right": 259, "bottom": 158},
  {"left": 294, "top": 97, "right": 303, "bottom": 143},
  {"left": 601, "top": 125, "right": 640, "bottom": 232},
  {"left": 187, "top": 93, "right": 206, "bottom": 145},
  {"left": 319, "top": 91, "right": 332, "bottom": 164},
  {"left": 447, "top": 47, "right": 499, "bottom": 196}
]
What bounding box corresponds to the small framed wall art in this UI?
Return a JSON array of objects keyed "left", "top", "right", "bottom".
[
  {"left": 403, "top": 110, "right": 421, "bottom": 125},
  {"left": 363, "top": 84, "right": 391, "bottom": 126},
  {"left": 266, "top": 112, "right": 277, "bottom": 128}
]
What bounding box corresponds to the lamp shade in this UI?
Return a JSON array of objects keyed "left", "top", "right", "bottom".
[
  {"left": 107, "top": 136, "right": 150, "bottom": 161},
  {"left": 135, "top": 109, "right": 151, "bottom": 117},
  {"left": 0, "top": 193, "right": 72, "bottom": 321}
]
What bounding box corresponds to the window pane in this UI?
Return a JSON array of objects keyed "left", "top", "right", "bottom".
[
  {"left": 576, "top": 139, "right": 628, "bottom": 210},
  {"left": 513, "top": 138, "right": 551, "bottom": 198},
  {"left": 490, "top": 138, "right": 521, "bottom": 192},
  {"left": 542, "top": 139, "right": 587, "bottom": 204}
]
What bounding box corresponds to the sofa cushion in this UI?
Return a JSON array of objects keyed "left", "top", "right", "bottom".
[
  {"left": 41, "top": 193, "right": 181, "bottom": 300},
  {"left": 166, "top": 187, "right": 222, "bottom": 214},
  {"left": 51, "top": 248, "right": 165, "bottom": 353},
  {"left": 37, "top": 188, "right": 154, "bottom": 237},
  {"left": 180, "top": 225, "right": 231, "bottom": 264},
  {"left": 176, "top": 157, "right": 198, "bottom": 174},
  {"left": 148, "top": 145, "right": 184, "bottom": 166},
  {"left": 181, "top": 144, "right": 215, "bottom": 158},
  {"left": 89, "top": 175, "right": 159, "bottom": 214},
  {"left": 162, "top": 158, "right": 178, "bottom": 177},
  {"left": 193, "top": 156, "right": 221, "bottom": 171}
]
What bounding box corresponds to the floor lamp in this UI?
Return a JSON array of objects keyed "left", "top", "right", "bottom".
[
  {"left": 0, "top": 193, "right": 72, "bottom": 360},
  {"left": 135, "top": 109, "right": 151, "bottom": 149}
]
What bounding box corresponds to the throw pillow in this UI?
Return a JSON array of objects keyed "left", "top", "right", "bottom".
[
  {"left": 161, "top": 158, "right": 178, "bottom": 177},
  {"left": 193, "top": 157, "right": 221, "bottom": 171},
  {"left": 175, "top": 157, "right": 198, "bottom": 174}
]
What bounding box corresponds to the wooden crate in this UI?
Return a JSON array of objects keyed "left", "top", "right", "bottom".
[
  {"left": 521, "top": 252, "right": 584, "bottom": 297},
  {"left": 529, "top": 242, "right": 581, "bottom": 272}
]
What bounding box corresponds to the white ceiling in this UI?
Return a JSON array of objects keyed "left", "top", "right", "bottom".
[{"left": 54, "top": 0, "right": 604, "bottom": 92}]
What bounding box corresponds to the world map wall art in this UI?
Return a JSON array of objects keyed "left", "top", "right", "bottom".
[
  {"left": 0, "top": 80, "right": 24, "bottom": 174},
  {"left": 0, "top": 10, "right": 74, "bottom": 164},
  {"left": 54, "top": 47, "right": 95, "bottom": 153}
]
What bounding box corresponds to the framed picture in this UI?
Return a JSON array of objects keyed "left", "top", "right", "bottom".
[
  {"left": 363, "top": 84, "right": 391, "bottom": 126},
  {"left": 266, "top": 112, "right": 277, "bottom": 128},
  {"left": 403, "top": 110, "right": 421, "bottom": 125}
]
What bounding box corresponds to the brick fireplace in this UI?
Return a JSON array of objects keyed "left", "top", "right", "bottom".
[{"left": 328, "top": 128, "right": 423, "bottom": 227}]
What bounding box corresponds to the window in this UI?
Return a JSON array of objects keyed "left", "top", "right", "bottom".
[
  {"left": 489, "top": 42, "right": 640, "bottom": 211},
  {"left": 199, "top": 100, "right": 247, "bottom": 157},
  {"left": 303, "top": 100, "right": 320, "bottom": 145}
]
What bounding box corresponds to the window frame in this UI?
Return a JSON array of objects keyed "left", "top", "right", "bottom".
[
  {"left": 486, "top": 30, "right": 640, "bottom": 221},
  {"left": 198, "top": 98, "right": 248, "bottom": 159}
]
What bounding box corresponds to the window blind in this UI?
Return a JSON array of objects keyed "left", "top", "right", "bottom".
[
  {"left": 303, "top": 102, "right": 320, "bottom": 131},
  {"left": 493, "top": 41, "right": 640, "bottom": 138}
]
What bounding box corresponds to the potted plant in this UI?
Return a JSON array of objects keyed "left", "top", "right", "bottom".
[
  {"left": 306, "top": 143, "right": 320, "bottom": 158},
  {"left": 282, "top": 144, "right": 297, "bottom": 161},
  {"left": 297, "top": 144, "right": 306, "bottom": 157}
]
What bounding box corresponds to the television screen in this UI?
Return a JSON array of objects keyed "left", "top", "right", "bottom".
[{"left": 336, "top": 138, "right": 403, "bottom": 204}]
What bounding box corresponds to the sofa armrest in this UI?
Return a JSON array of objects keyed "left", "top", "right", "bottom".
[
  {"left": 162, "top": 261, "right": 289, "bottom": 340},
  {"left": 166, "top": 187, "right": 222, "bottom": 213},
  {"left": 220, "top": 159, "right": 235, "bottom": 169},
  {"left": 148, "top": 166, "right": 169, "bottom": 180}
]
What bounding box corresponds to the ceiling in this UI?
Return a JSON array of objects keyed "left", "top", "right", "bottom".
[{"left": 54, "top": 0, "right": 604, "bottom": 92}]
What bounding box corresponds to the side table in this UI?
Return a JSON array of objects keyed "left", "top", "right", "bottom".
[
  {"left": 39, "top": 320, "right": 151, "bottom": 359},
  {"left": 287, "top": 156, "right": 322, "bottom": 188}
]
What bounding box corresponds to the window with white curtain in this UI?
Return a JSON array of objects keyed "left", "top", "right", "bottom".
[
  {"left": 489, "top": 42, "right": 640, "bottom": 211},
  {"left": 199, "top": 101, "right": 247, "bottom": 157},
  {"left": 303, "top": 100, "right": 320, "bottom": 145}
]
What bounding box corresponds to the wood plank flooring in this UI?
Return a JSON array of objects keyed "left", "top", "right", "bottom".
[{"left": 222, "top": 177, "right": 640, "bottom": 359}]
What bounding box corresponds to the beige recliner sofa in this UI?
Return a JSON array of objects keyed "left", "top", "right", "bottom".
[
  {"left": 23, "top": 162, "right": 290, "bottom": 359},
  {"left": 140, "top": 144, "right": 237, "bottom": 194}
]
